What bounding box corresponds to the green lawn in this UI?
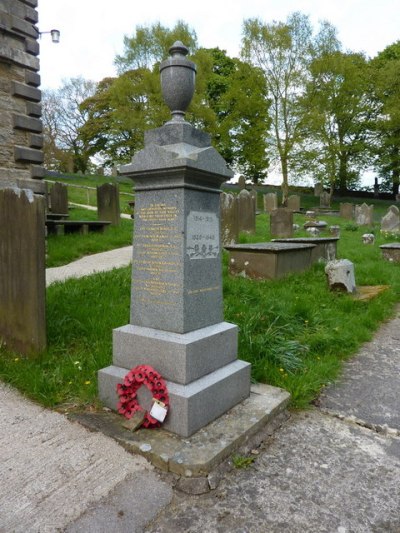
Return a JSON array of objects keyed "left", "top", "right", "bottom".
[{"left": 1, "top": 191, "right": 399, "bottom": 412}]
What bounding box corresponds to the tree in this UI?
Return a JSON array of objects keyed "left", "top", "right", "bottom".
[
  {"left": 297, "top": 51, "right": 375, "bottom": 193},
  {"left": 42, "top": 77, "right": 97, "bottom": 173},
  {"left": 371, "top": 41, "right": 400, "bottom": 195},
  {"left": 242, "top": 13, "right": 315, "bottom": 203},
  {"left": 80, "top": 23, "right": 269, "bottom": 181}
]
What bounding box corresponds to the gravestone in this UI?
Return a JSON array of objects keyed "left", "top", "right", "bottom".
[
  {"left": 320, "top": 191, "right": 331, "bottom": 208},
  {"left": 314, "top": 182, "right": 323, "bottom": 196},
  {"left": 238, "top": 175, "right": 246, "bottom": 190},
  {"left": 0, "top": 188, "right": 46, "bottom": 355},
  {"left": 263, "top": 192, "right": 277, "bottom": 213},
  {"left": 381, "top": 205, "right": 400, "bottom": 233},
  {"left": 362, "top": 233, "right": 375, "bottom": 244},
  {"left": 287, "top": 194, "right": 300, "bottom": 212},
  {"left": 340, "top": 203, "right": 354, "bottom": 220},
  {"left": 270, "top": 208, "right": 293, "bottom": 238},
  {"left": 330, "top": 225, "right": 340, "bottom": 237},
  {"left": 97, "top": 183, "right": 120, "bottom": 226},
  {"left": 380, "top": 243, "right": 400, "bottom": 262},
  {"left": 98, "top": 42, "right": 250, "bottom": 438},
  {"left": 249, "top": 189, "right": 258, "bottom": 213},
  {"left": 325, "top": 259, "right": 356, "bottom": 294},
  {"left": 355, "top": 203, "right": 373, "bottom": 226},
  {"left": 49, "top": 182, "right": 68, "bottom": 215},
  {"left": 220, "top": 192, "right": 239, "bottom": 246},
  {"left": 237, "top": 189, "right": 256, "bottom": 234}
]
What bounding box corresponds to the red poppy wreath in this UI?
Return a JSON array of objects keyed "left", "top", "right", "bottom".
[{"left": 116, "top": 364, "right": 169, "bottom": 428}]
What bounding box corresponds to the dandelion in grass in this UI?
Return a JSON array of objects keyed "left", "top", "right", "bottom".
[
  {"left": 14, "top": 358, "right": 19, "bottom": 362},
  {"left": 84, "top": 380, "right": 91, "bottom": 385}
]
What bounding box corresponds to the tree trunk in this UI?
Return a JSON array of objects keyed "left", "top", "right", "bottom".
[
  {"left": 338, "top": 152, "right": 348, "bottom": 195},
  {"left": 392, "top": 146, "right": 399, "bottom": 197},
  {"left": 280, "top": 156, "right": 289, "bottom": 206}
]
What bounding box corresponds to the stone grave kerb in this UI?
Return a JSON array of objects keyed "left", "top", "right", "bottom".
[{"left": 98, "top": 42, "right": 251, "bottom": 437}]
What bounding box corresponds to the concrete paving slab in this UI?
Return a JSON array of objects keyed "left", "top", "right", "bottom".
[
  {"left": 318, "top": 311, "right": 400, "bottom": 431},
  {"left": 0, "top": 383, "right": 172, "bottom": 533},
  {"left": 71, "top": 384, "right": 290, "bottom": 479},
  {"left": 148, "top": 410, "right": 400, "bottom": 533},
  {"left": 46, "top": 245, "right": 132, "bottom": 286}
]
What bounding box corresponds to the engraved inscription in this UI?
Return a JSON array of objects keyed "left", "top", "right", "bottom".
[
  {"left": 133, "top": 202, "right": 182, "bottom": 306},
  {"left": 186, "top": 211, "right": 220, "bottom": 259}
]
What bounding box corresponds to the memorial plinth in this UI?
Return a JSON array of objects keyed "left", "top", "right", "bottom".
[{"left": 98, "top": 44, "right": 250, "bottom": 436}]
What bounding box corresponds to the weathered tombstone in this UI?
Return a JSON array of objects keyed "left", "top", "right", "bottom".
[
  {"left": 381, "top": 205, "right": 400, "bottom": 233},
  {"left": 396, "top": 194, "right": 400, "bottom": 203},
  {"left": 314, "top": 182, "right": 323, "bottom": 196},
  {"left": 249, "top": 188, "right": 258, "bottom": 213},
  {"left": 49, "top": 182, "right": 68, "bottom": 214},
  {"left": 329, "top": 225, "right": 340, "bottom": 237},
  {"left": 237, "top": 189, "right": 256, "bottom": 234},
  {"left": 325, "top": 259, "right": 356, "bottom": 293},
  {"left": 97, "top": 183, "right": 120, "bottom": 226},
  {"left": 340, "top": 203, "right": 354, "bottom": 220},
  {"left": 0, "top": 188, "right": 46, "bottom": 355},
  {"left": 362, "top": 233, "right": 375, "bottom": 244},
  {"left": 306, "top": 227, "right": 320, "bottom": 237},
  {"left": 238, "top": 175, "right": 246, "bottom": 190},
  {"left": 380, "top": 243, "right": 400, "bottom": 262},
  {"left": 111, "top": 165, "right": 118, "bottom": 177},
  {"left": 97, "top": 166, "right": 104, "bottom": 176},
  {"left": 263, "top": 192, "right": 277, "bottom": 213},
  {"left": 220, "top": 192, "right": 239, "bottom": 246},
  {"left": 355, "top": 203, "right": 374, "bottom": 226},
  {"left": 98, "top": 42, "right": 250, "bottom": 438},
  {"left": 320, "top": 191, "right": 331, "bottom": 208},
  {"left": 293, "top": 223, "right": 300, "bottom": 232},
  {"left": 270, "top": 208, "right": 293, "bottom": 238},
  {"left": 287, "top": 194, "right": 300, "bottom": 212}
]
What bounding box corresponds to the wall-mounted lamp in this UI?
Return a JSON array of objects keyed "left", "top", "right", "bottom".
[{"left": 39, "top": 29, "right": 61, "bottom": 43}]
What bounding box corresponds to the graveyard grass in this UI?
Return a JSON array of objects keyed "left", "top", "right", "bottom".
[{"left": 1, "top": 200, "right": 400, "bottom": 412}]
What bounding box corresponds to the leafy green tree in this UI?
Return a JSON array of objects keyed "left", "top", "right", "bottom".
[
  {"left": 241, "top": 13, "right": 343, "bottom": 201},
  {"left": 297, "top": 51, "right": 375, "bottom": 193},
  {"left": 242, "top": 12, "right": 314, "bottom": 203},
  {"left": 371, "top": 41, "right": 400, "bottom": 195},
  {"left": 80, "top": 23, "right": 269, "bottom": 182}
]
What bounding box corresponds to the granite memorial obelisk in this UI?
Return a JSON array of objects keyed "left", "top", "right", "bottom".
[{"left": 98, "top": 42, "right": 250, "bottom": 437}]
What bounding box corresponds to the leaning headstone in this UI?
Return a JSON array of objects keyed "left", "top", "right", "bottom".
[
  {"left": 270, "top": 208, "right": 293, "bottom": 238},
  {"left": 49, "top": 182, "right": 68, "bottom": 214},
  {"left": 314, "top": 182, "right": 323, "bottom": 197},
  {"left": 340, "top": 203, "right": 354, "bottom": 220},
  {"left": 98, "top": 42, "right": 250, "bottom": 438},
  {"left": 263, "top": 192, "right": 277, "bottom": 213},
  {"left": 220, "top": 192, "right": 239, "bottom": 246},
  {"left": 320, "top": 191, "right": 331, "bottom": 208},
  {"left": 362, "top": 233, "right": 375, "bottom": 244},
  {"left": 237, "top": 189, "right": 256, "bottom": 233},
  {"left": 381, "top": 205, "right": 400, "bottom": 233},
  {"left": 0, "top": 188, "right": 46, "bottom": 355},
  {"left": 355, "top": 203, "right": 374, "bottom": 226},
  {"left": 97, "top": 183, "right": 120, "bottom": 226},
  {"left": 325, "top": 259, "right": 356, "bottom": 293},
  {"left": 287, "top": 194, "right": 300, "bottom": 212},
  {"left": 238, "top": 175, "right": 246, "bottom": 190}
]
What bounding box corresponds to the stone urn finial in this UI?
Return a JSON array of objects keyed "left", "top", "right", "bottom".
[{"left": 159, "top": 41, "right": 196, "bottom": 123}]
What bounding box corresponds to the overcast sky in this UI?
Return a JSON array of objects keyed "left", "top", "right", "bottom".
[{"left": 38, "top": 0, "right": 400, "bottom": 90}]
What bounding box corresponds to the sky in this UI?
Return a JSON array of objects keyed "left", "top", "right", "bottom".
[{"left": 38, "top": 0, "right": 400, "bottom": 90}]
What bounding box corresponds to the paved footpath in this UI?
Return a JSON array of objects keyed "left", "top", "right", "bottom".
[{"left": 1, "top": 248, "right": 400, "bottom": 532}]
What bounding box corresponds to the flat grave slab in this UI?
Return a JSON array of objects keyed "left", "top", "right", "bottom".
[
  {"left": 224, "top": 242, "right": 315, "bottom": 280},
  {"left": 272, "top": 237, "right": 339, "bottom": 263},
  {"left": 380, "top": 243, "right": 400, "bottom": 262}
]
